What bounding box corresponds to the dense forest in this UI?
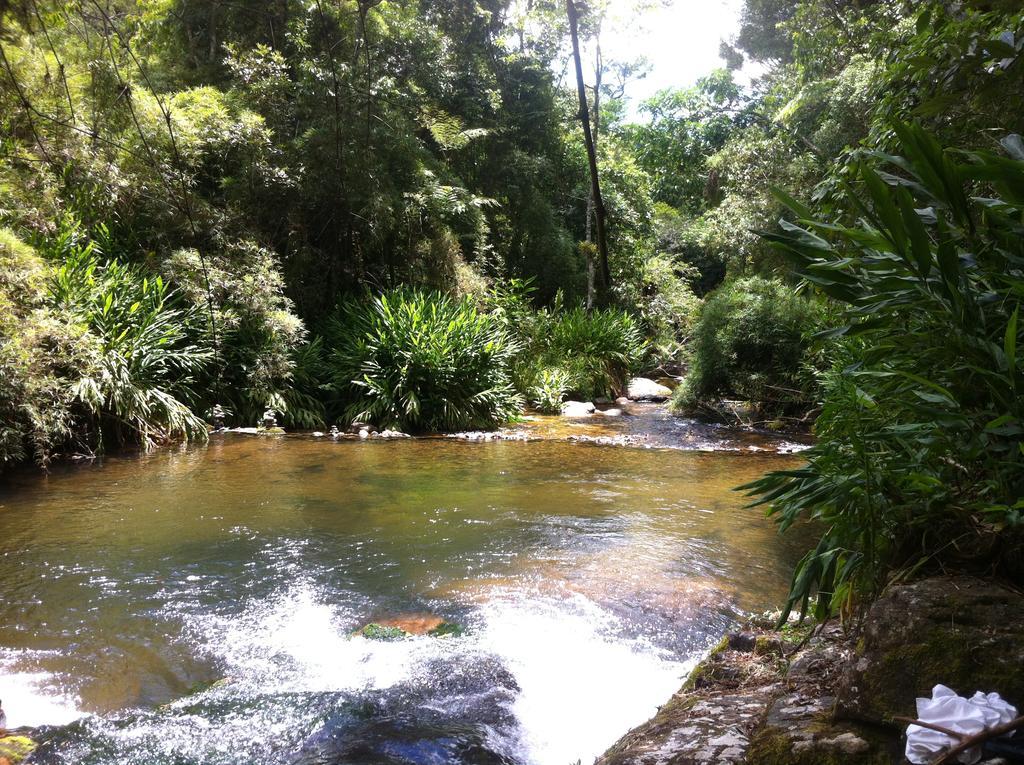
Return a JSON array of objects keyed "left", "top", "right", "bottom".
[{"left": 2, "top": 0, "right": 1023, "bottom": 616}]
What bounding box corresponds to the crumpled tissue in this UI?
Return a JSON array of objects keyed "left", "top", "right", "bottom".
[{"left": 905, "top": 684, "right": 1018, "bottom": 764}]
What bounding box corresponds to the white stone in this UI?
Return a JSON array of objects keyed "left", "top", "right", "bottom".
[
  {"left": 627, "top": 377, "right": 673, "bottom": 401},
  {"left": 561, "top": 400, "right": 596, "bottom": 417}
]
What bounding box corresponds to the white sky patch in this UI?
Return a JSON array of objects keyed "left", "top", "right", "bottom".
[{"left": 572, "top": 0, "right": 767, "bottom": 119}]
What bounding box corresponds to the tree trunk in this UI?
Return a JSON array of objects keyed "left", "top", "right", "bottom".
[{"left": 567, "top": 0, "right": 611, "bottom": 293}]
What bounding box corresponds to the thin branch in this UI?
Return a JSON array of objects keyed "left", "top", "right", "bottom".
[
  {"left": 933, "top": 716, "right": 1024, "bottom": 765},
  {"left": 31, "top": 0, "right": 78, "bottom": 122},
  {"left": 894, "top": 717, "right": 965, "bottom": 741},
  {"left": 0, "top": 44, "right": 57, "bottom": 167}
]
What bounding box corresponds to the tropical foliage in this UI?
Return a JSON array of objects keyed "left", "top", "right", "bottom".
[
  {"left": 324, "top": 290, "right": 521, "bottom": 432},
  {"left": 743, "top": 125, "right": 1024, "bottom": 620},
  {"left": 672, "top": 276, "right": 826, "bottom": 422}
]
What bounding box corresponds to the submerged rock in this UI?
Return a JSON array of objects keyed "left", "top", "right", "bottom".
[
  {"left": 626, "top": 378, "right": 673, "bottom": 402},
  {"left": 290, "top": 654, "right": 519, "bottom": 765}
]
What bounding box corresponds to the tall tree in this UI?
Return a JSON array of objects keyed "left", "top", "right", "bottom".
[{"left": 566, "top": 0, "right": 610, "bottom": 293}]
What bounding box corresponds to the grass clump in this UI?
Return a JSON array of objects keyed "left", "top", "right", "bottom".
[
  {"left": 50, "top": 236, "right": 211, "bottom": 450},
  {"left": 529, "top": 368, "right": 571, "bottom": 414},
  {"left": 545, "top": 306, "right": 646, "bottom": 399},
  {"left": 324, "top": 289, "right": 522, "bottom": 432},
  {"left": 486, "top": 280, "right": 646, "bottom": 406}
]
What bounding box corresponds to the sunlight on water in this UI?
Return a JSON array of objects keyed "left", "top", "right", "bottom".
[
  {"left": 0, "top": 436, "right": 808, "bottom": 763},
  {"left": 0, "top": 657, "right": 82, "bottom": 728}
]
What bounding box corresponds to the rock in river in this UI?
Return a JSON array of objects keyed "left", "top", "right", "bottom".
[
  {"left": 561, "top": 400, "right": 596, "bottom": 417},
  {"left": 626, "top": 377, "right": 673, "bottom": 402}
]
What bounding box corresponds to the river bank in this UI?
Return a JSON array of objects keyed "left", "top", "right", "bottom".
[{"left": 597, "top": 576, "right": 1024, "bottom": 765}]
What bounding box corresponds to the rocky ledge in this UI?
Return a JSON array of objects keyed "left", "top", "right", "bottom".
[{"left": 597, "top": 576, "right": 1024, "bottom": 765}]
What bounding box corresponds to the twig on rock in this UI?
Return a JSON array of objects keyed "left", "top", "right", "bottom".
[
  {"left": 932, "top": 715, "right": 1024, "bottom": 765},
  {"left": 894, "top": 716, "right": 965, "bottom": 741}
]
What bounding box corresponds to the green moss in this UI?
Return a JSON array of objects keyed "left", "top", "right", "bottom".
[
  {"left": 355, "top": 623, "right": 411, "bottom": 641},
  {"left": 863, "top": 625, "right": 1024, "bottom": 720},
  {"left": 683, "top": 635, "right": 730, "bottom": 691},
  {"left": 0, "top": 735, "right": 37, "bottom": 764},
  {"left": 427, "top": 621, "right": 465, "bottom": 638}
]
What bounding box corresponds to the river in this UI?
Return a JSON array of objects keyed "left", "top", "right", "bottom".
[{"left": 0, "top": 427, "right": 808, "bottom": 764}]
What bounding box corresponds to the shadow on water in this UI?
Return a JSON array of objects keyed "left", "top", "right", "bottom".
[{"left": 0, "top": 422, "right": 812, "bottom": 764}]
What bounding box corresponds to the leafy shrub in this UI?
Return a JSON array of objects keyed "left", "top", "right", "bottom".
[
  {"left": 672, "top": 276, "right": 826, "bottom": 418},
  {"left": 50, "top": 239, "right": 211, "bottom": 450},
  {"left": 742, "top": 124, "right": 1024, "bottom": 621},
  {"left": 545, "top": 307, "right": 646, "bottom": 399},
  {"left": 325, "top": 289, "right": 522, "bottom": 432},
  {"left": 637, "top": 252, "right": 702, "bottom": 363},
  {"left": 530, "top": 368, "right": 571, "bottom": 414},
  {"left": 165, "top": 242, "right": 312, "bottom": 428},
  {"left": 0, "top": 229, "right": 92, "bottom": 467}
]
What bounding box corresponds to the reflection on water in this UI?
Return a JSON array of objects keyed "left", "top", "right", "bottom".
[{"left": 0, "top": 436, "right": 807, "bottom": 764}]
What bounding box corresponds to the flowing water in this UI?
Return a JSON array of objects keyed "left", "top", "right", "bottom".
[{"left": 0, "top": 431, "right": 808, "bottom": 765}]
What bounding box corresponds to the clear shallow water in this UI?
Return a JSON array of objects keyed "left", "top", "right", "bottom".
[{"left": 0, "top": 436, "right": 807, "bottom": 764}]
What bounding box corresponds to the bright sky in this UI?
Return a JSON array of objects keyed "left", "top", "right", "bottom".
[{"left": 579, "top": 0, "right": 765, "bottom": 118}]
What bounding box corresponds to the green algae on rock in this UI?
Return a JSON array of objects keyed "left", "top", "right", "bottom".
[
  {"left": 0, "top": 734, "right": 37, "bottom": 765},
  {"left": 354, "top": 623, "right": 412, "bottom": 641}
]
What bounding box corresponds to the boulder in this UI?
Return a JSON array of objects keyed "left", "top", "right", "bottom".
[
  {"left": 836, "top": 576, "right": 1024, "bottom": 725},
  {"left": 561, "top": 400, "right": 595, "bottom": 417},
  {"left": 747, "top": 693, "right": 898, "bottom": 765},
  {"left": 627, "top": 377, "right": 673, "bottom": 402},
  {"left": 596, "top": 685, "right": 781, "bottom": 765},
  {"left": 598, "top": 576, "right": 1024, "bottom": 765}
]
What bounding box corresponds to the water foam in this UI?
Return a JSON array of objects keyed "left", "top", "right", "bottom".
[
  {"left": 475, "top": 591, "right": 694, "bottom": 765},
  {"left": 191, "top": 582, "right": 693, "bottom": 764},
  {"left": 0, "top": 652, "right": 83, "bottom": 728}
]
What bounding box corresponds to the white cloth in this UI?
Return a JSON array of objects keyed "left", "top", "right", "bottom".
[{"left": 905, "top": 684, "right": 1018, "bottom": 764}]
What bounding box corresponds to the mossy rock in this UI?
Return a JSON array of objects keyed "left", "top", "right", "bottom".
[
  {"left": 836, "top": 576, "right": 1024, "bottom": 724},
  {"left": 682, "top": 635, "right": 730, "bottom": 691},
  {"left": 753, "top": 635, "right": 782, "bottom": 657},
  {"left": 427, "top": 621, "right": 465, "bottom": 638},
  {"left": 0, "top": 735, "right": 37, "bottom": 765},
  {"left": 747, "top": 715, "right": 897, "bottom": 765},
  {"left": 355, "top": 623, "right": 411, "bottom": 641}
]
